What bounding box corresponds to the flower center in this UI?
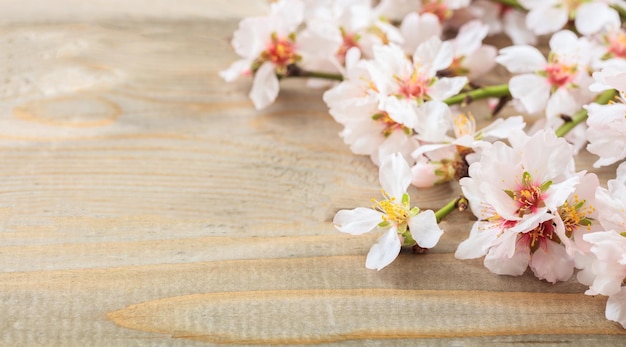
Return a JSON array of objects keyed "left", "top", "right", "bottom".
[
  {"left": 372, "top": 190, "right": 411, "bottom": 224},
  {"left": 517, "top": 220, "right": 558, "bottom": 253},
  {"left": 608, "top": 30, "right": 626, "bottom": 59},
  {"left": 396, "top": 71, "right": 429, "bottom": 99},
  {"left": 420, "top": 0, "right": 452, "bottom": 22},
  {"left": 372, "top": 112, "right": 411, "bottom": 137},
  {"left": 558, "top": 195, "right": 594, "bottom": 237},
  {"left": 261, "top": 33, "right": 299, "bottom": 70},
  {"left": 336, "top": 29, "right": 359, "bottom": 63},
  {"left": 505, "top": 172, "right": 549, "bottom": 217},
  {"left": 545, "top": 60, "right": 577, "bottom": 88},
  {"left": 453, "top": 113, "right": 476, "bottom": 138}
]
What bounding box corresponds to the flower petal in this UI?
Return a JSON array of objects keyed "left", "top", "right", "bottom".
[
  {"left": 575, "top": 3, "right": 620, "bottom": 36},
  {"left": 365, "top": 227, "right": 401, "bottom": 270},
  {"left": 484, "top": 242, "right": 530, "bottom": 276},
  {"left": 249, "top": 62, "right": 280, "bottom": 110},
  {"left": 455, "top": 220, "right": 500, "bottom": 259},
  {"left": 529, "top": 241, "right": 574, "bottom": 283},
  {"left": 508, "top": 74, "right": 550, "bottom": 114},
  {"left": 379, "top": 153, "right": 411, "bottom": 201},
  {"left": 408, "top": 210, "right": 443, "bottom": 249},
  {"left": 496, "top": 45, "right": 546, "bottom": 73},
  {"left": 428, "top": 77, "right": 468, "bottom": 101},
  {"left": 333, "top": 207, "right": 383, "bottom": 235},
  {"left": 606, "top": 287, "right": 626, "bottom": 329},
  {"left": 525, "top": 7, "right": 568, "bottom": 35}
]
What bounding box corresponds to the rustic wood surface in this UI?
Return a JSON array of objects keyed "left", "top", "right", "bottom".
[{"left": 1, "top": 2, "right": 625, "bottom": 346}]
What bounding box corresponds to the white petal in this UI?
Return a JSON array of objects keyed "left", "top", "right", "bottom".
[
  {"left": 219, "top": 59, "right": 251, "bottom": 82},
  {"left": 379, "top": 153, "right": 412, "bottom": 200},
  {"left": 529, "top": 241, "right": 574, "bottom": 283},
  {"left": 408, "top": 210, "right": 443, "bottom": 249},
  {"left": 249, "top": 62, "right": 280, "bottom": 110},
  {"left": 454, "top": 20, "right": 489, "bottom": 57},
  {"left": 484, "top": 243, "right": 530, "bottom": 276},
  {"left": 414, "top": 36, "right": 453, "bottom": 76},
  {"left": 463, "top": 45, "right": 497, "bottom": 80},
  {"left": 400, "top": 12, "right": 441, "bottom": 54},
  {"left": 548, "top": 30, "right": 580, "bottom": 54},
  {"left": 480, "top": 116, "right": 526, "bottom": 140},
  {"left": 333, "top": 207, "right": 384, "bottom": 235},
  {"left": 365, "top": 227, "right": 402, "bottom": 270},
  {"left": 428, "top": 76, "right": 468, "bottom": 101},
  {"left": 414, "top": 100, "right": 453, "bottom": 142},
  {"left": 545, "top": 88, "right": 579, "bottom": 121},
  {"left": 606, "top": 287, "right": 626, "bottom": 329},
  {"left": 526, "top": 7, "right": 568, "bottom": 35},
  {"left": 509, "top": 74, "right": 550, "bottom": 114},
  {"left": 455, "top": 221, "right": 499, "bottom": 259},
  {"left": 381, "top": 97, "right": 418, "bottom": 129},
  {"left": 496, "top": 45, "right": 546, "bottom": 73},
  {"left": 575, "top": 3, "right": 620, "bottom": 36}
]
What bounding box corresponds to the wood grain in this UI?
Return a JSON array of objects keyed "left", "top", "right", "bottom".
[{"left": 0, "top": 2, "right": 624, "bottom": 346}]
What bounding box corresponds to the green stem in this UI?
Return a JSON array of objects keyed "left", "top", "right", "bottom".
[
  {"left": 555, "top": 89, "right": 618, "bottom": 137},
  {"left": 291, "top": 69, "right": 344, "bottom": 81},
  {"left": 611, "top": 5, "right": 626, "bottom": 22},
  {"left": 443, "top": 84, "right": 510, "bottom": 106},
  {"left": 434, "top": 196, "right": 467, "bottom": 223}
]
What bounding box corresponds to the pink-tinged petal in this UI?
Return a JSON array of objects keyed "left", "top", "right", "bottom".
[
  {"left": 408, "top": 210, "right": 443, "bottom": 249},
  {"left": 219, "top": 59, "right": 251, "bottom": 82},
  {"left": 428, "top": 76, "right": 468, "bottom": 101},
  {"left": 333, "top": 207, "right": 384, "bottom": 235},
  {"left": 379, "top": 153, "right": 412, "bottom": 200},
  {"left": 484, "top": 242, "right": 531, "bottom": 276},
  {"left": 365, "top": 227, "right": 402, "bottom": 270},
  {"left": 529, "top": 241, "right": 574, "bottom": 283},
  {"left": 606, "top": 288, "right": 626, "bottom": 329},
  {"left": 414, "top": 37, "right": 453, "bottom": 77},
  {"left": 496, "top": 46, "right": 546, "bottom": 73},
  {"left": 455, "top": 220, "right": 500, "bottom": 259},
  {"left": 249, "top": 62, "right": 280, "bottom": 110},
  {"left": 575, "top": 3, "right": 620, "bottom": 36},
  {"left": 522, "top": 130, "right": 575, "bottom": 182},
  {"left": 526, "top": 7, "right": 568, "bottom": 35},
  {"left": 509, "top": 74, "right": 550, "bottom": 114},
  {"left": 271, "top": 0, "right": 304, "bottom": 35},
  {"left": 411, "top": 159, "right": 444, "bottom": 188}
]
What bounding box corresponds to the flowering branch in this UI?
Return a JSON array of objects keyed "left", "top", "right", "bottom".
[
  {"left": 285, "top": 65, "right": 344, "bottom": 81},
  {"left": 443, "top": 84, "right": 510, "bottom": 106},
  {"left": 554, "top": 89, "right": 618, "bottom": 137}
]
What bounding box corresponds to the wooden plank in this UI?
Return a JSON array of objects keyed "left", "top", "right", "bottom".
[{"left": 0, "top": 4, "right": 624, "bottom": 346}]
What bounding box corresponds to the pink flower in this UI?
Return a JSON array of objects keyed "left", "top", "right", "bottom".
[
  {"left": 496, "top": 30, "right": 596, "bottom": 122},
  {"left": 455, "top": 130, "right": 580, "bottom": 283},
  {"left": 333, "top": 153, "right": 444, "bottom": 270},
  {"left": 220, "top": 0, "right": 305, "bottom": 109}
]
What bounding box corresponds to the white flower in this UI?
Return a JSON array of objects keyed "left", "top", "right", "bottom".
[
  {"left": 455, "top": 130, "right": 580, "bottom": 283},
  {"left": 410, "top": 114, "right": 525, "bottom": 187},
  {"left": 586, "top": 66, "right": 626, "bottom": 167},
  {"left": 333, "top": 153, "right": 444, "bottom": 270},
  {"left": 323, "top": 48, "right": 420, "bottom": 166},
  {"left": 220, "top": 0, "right": 305, "bottom": 109},
  {"left": 518, "top": 0, "right": 621, "bottom": 36},
  {"left": 496, "top": 30, "right": 596, "bottom": 121},
  {"left": 366, "top": 39, "right": 467, "bottom": 141},
  {"left": 444, "top": 20, "right": 497, "bottom": 80}
]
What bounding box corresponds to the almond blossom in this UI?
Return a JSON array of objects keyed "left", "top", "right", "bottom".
[
  {"left": 455, "top": 130, "right": 580, "bottom": 283},
  {"left": 443, "top": 20, "right": 497, "bottom": 80},
  {"left": 220, "top": 0, "right": 305, "bottom": 109},
  {"left": 518, "top": 0, "right": 622, "bottom": 36},
  {"left": 586, "top": 65, "right": 626, "bottom": 167},
  {"left": 496, "top": 30, "right": 596, "bottom": 123},
  {"left": 410, "top": 113, "right": 525, "bottom": 187},
  {"left": 333, "top": 153, "right": 444, "bottom": 270}
]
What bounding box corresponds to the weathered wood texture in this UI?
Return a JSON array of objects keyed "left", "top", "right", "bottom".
[{"left": 0, "top": 3, "right": 624, "bottom": 346}]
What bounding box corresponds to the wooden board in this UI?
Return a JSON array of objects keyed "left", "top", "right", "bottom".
[{"left": 0, "top": 2, "right": 625, "bottom": 346}]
